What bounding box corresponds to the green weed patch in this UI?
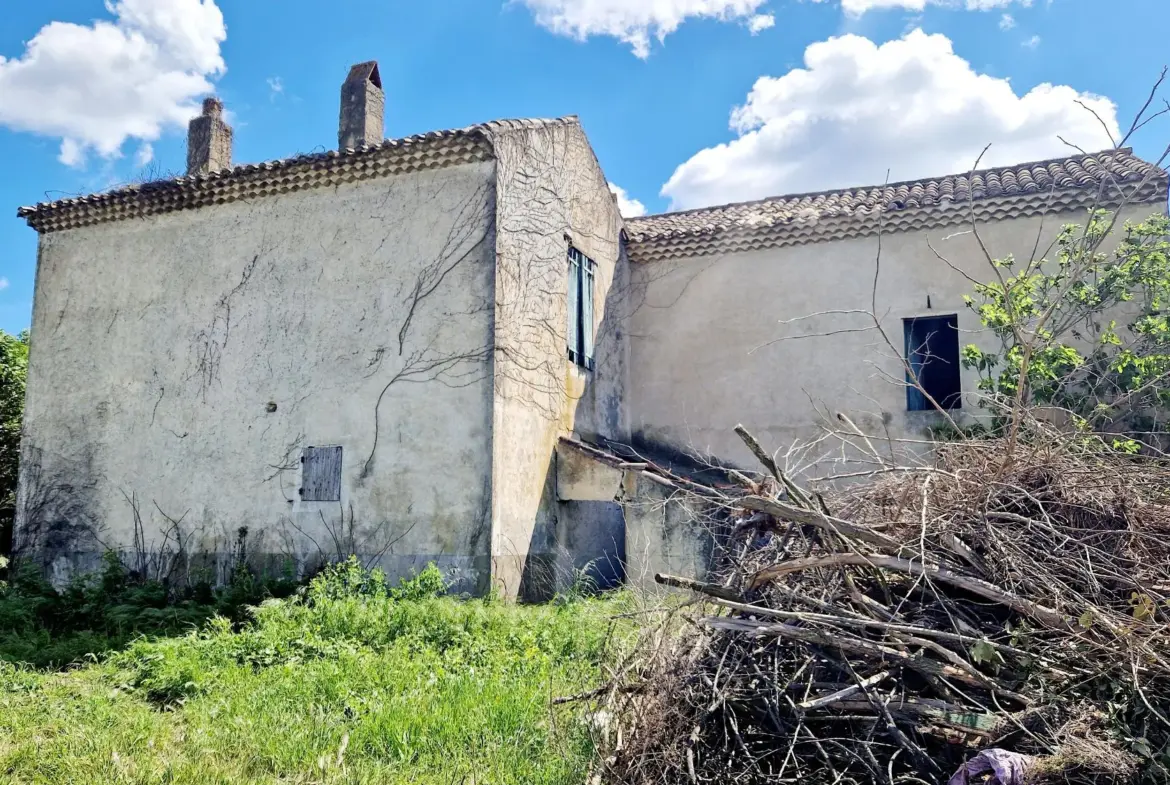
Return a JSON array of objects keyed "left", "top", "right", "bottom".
[{"left": 0, "top": 558, "right": 629, "bottom": 784}]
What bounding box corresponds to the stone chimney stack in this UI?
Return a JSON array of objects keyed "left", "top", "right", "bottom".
[
  {"left": 186, "top": 97, "right": 233, "bottom": 176},
  {"left": 339, "top": 61, "right": 384, "bottom": 150}
]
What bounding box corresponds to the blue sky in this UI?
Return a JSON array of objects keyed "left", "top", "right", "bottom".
[{"left": 2, "top": 0, "right": 1169, "bottom": 333}]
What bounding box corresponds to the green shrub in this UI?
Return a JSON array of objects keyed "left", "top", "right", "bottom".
[
  {"left": 0, "top": 330, "right": 28, "bottom": 515},
  {"left": 305, "top": 557, "right": 446, "bottom": 602}
]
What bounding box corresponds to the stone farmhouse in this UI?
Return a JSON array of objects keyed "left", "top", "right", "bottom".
[{"left": 15, "top": 61, "right": 1168, "bottom": 597}]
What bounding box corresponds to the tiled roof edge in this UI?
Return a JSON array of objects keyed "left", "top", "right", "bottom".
[
  {"left": 633, "top": 147, "right": 1152, "bottom": 232},
  {"left": 18, "top": 117, "right": 579, "bottom": 234},
  {"left": 626, "top": 180, "right": 1169, "bottom": 263}
]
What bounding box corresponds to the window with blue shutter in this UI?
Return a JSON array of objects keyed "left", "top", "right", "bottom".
[
  {"left": 582, "top": 259, "right": 595, "bottom": 367},
  {"left": 568, "top": 249, "right": 580, "bottom": 365},
  {"left": 567, "top": 246, "right": 596, "bottom": 371},
  {"left": 903, "top": 315, "right": 961, "bottom": 411}
]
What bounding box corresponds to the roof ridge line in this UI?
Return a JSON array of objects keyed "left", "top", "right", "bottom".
[
  {"left": 625, "top": 182, "right": 1168, "bottom": 261},
  {"left": 625, "top": 150, "right": 1168, "bottom": 260},
  {"left": 18, "top": 115, "right": 581, "bottom": 230},
  {"left": 628, "top": 147, "right": 1149, "bottom": 224}
]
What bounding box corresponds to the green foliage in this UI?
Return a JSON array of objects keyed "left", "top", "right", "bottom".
[
  {"left": 0, "top": 559, "right": 629, "bottom": 784},
  {"left": 0, "top": 550, "right": 297, "bottom": 668},
  {"left": 0, "top": 329, "right": 28, "bottom": 539},
  {"left": 961, "top": 212, "right": 1170, "bottom": 441},
  {"left": 552, "top": 559, "right": 604, "bottom": 606},
  {"left": 305, "top": 556, "right": 446, "bottom": 602}
]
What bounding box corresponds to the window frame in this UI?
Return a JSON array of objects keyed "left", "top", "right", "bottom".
[
  {"left": 567, "top": 246, "right": 596, "bottom": 371},
  {"left": 903, "top": 314, "right": 962, "bottom": 412}
]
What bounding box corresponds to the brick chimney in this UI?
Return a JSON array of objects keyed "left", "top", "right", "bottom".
[
  {"left": 339, "top": 61, "right": 384, "bottom": 150},
  {"left": 186, "top": 97, "right": 233, "bottom": 176}
]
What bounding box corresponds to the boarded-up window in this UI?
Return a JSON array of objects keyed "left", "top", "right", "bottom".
[
  {"left": 301, "top": 445, "right": 343, "bottom": 502},
  {"left": 567, "top": 246, "right": 596, "bottom": 371}
]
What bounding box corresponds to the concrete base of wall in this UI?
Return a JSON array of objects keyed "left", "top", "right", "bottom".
[
  {"left": 19, "top": 549, "right": 492, "bottom": 596},
  {"left": 556, "top": 499, "right": 625, "bottom": 591}
]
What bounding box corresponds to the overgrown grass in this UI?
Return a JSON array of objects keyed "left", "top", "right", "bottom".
[
  {"left": 0, "top": 558, "right": 631, "bottom": 784},
  {"left": 0, "top": 552, "right": 299, "bottom": 668}
]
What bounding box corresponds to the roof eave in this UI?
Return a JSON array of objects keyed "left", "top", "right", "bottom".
[
  {"left": 18, "top": 117, "right": 580, "bottom": 234},
  {"left": 626, "top": 180, "right": 1170, "bottom": 263}
]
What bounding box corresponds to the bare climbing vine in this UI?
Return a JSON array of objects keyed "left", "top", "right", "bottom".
[
  {"left": 13, "top": 444, "right": 104, "bottom": 560},
  {"left": 191, "top": 253, "right": 259, "bottom": 398}
]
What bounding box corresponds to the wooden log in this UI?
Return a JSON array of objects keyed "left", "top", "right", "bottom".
[
  {"left": 812, "top": 699, "right": 1001, "bottom": 735},
  {"left": 738, "top": 495, "right": 901, "bottom": 550},
  {"left": 654, "top": 573, "right": 744, "bottom": 603},
  {"left": 750, "top": 554, "right": 1068, "bottom": 629},
  {"left": 703, "top": 616, "right": 990, "bottom": 687},
  {"left": 734, "top": 424, "right": 812, "bottom": 508},
  {"left": 654, "top": 572, "right": 867, "bottom": 618},
  {"left": 695, "top": 593, "right": 1030, "bottom": 658}
]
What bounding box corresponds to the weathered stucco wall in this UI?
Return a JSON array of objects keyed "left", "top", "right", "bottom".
[
  {"left": 488, "top": 122, "right": 626, "bottom": 599},
  {"left": 18, "top": 161, "right": 498, "bottom": 591},
  {"left": 622, "top": 473, "right": 715, "bottom": 593},
  {"left": 628, "top": 202, "right": 1165, "bottom": 475}
]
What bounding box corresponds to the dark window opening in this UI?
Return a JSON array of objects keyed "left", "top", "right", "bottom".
[
  {"left": 300, "top": 445, "right": 343, "bottom": 502},
  {"left": 904, "top": 315, "right": 962, "bottom": 411},
  {"left": 568, "top": 246, "right": 596, "bottom": 370}
]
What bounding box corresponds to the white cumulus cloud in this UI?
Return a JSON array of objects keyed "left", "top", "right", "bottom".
[
  {"left": 1022, "top": 34, "right": 1041, "bottom": 48},
  {"left": 517, "top": 0, "right": 769, "bottom": 57},
  {"left": 0, "top": 278, "right": 9, "bottom": 292},
  {"left": 661, "top": 29, "right": 1119, "bottom": 210},
  {"left": 609, "top": 183, "right": 648, "bottom": 217},
  {"left": 999, "top": 13, "right": 1015, "bottom": 28},
  {"left": 840, "top": 0, "right": 1026, "bottom": 14},
  {"left": 748, "top": 13, "right": 776, "bottom": 33},
  {"left": 134, "top": 142, "right": 155, "bottom": 167},
  {"left": 0, "top": 0, "right": 226, "bottom": 167}
]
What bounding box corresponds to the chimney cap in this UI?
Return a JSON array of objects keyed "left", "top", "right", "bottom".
[
  {"left": 201, "top": 96, "right": 224, "bottom": 117},
  {"left": 345, "top": 61, "right": 382, "bottom": 90}
]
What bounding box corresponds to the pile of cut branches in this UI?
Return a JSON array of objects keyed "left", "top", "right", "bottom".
[{"left": 601, "top": 424, "right": 1170, "bottom": 784}]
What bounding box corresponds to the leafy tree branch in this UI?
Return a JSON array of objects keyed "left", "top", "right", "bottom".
[{"left": 962, "top": 211, "right": 1170, "bottom": 450}]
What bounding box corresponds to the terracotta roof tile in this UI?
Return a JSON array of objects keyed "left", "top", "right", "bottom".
[
  {"left": 625, "top": 149, "right": 1168, "bottom": 262},
  {"left": 18, "top": 116, "right": 578, "bottom": 234}
]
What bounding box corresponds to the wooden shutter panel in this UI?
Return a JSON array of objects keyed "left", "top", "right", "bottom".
[
  {"left": 567, "top": 250, "right": 581, "bottom": 363},
  {"left": 582, "top": 259, "right": 595, "bottom": 369},
  {"left": 301, "top": 445, "right": 343, "bottom": 502}
]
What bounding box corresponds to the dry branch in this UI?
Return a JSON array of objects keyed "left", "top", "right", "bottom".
[
  {"left": 749, "top": 553, "right": 1068, "bottom": 629},
  {"left": 738, "top": 495, "right": 901, "bottom": 550},
  {"left": 604, "top": 424, "right": 1170, "bottom": 785}
]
